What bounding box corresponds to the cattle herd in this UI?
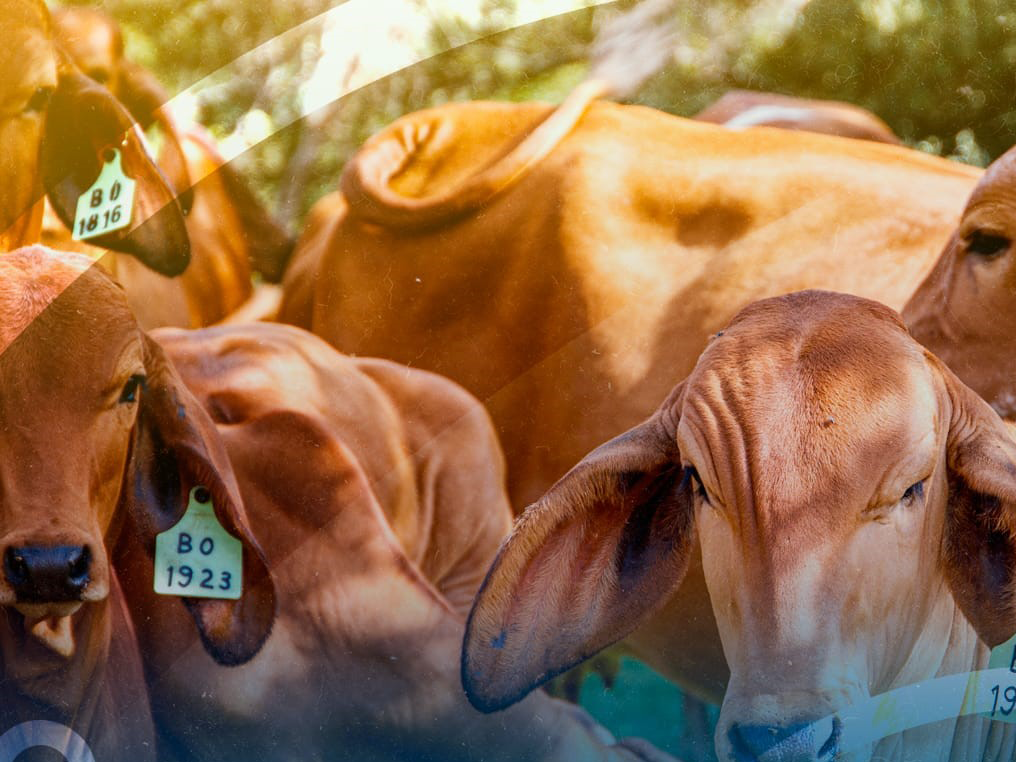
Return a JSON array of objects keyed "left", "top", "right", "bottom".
[{"left": 3, "top": 1, "right": 1016, "bottom": 761}]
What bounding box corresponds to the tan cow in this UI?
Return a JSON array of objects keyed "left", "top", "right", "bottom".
[
  {"left": 0, "top": 0, "right": 188, "bottom": 270},
  {"left": 47, "top": 6, "right": 294, "bottom": 328},
  {"left": 278, "top": 83, "right": 980, "bottom": 700},
  {"left": 0, "top": 246, "right": 276, "bottom": 759},
  {"left": 693, "top": 90, "right": 901, "bottom": 144},
  {"left": 463, "top": 290, "right": 1016, "bottom": 762}
]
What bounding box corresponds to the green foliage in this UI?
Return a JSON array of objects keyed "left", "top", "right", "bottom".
[{"left": 56, "top": 0, "right": 1016, "bottom": 227}]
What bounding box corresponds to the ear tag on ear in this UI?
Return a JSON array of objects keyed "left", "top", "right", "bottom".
[
  {"left": 154, "top": 487, "right": 242, "bottom": 600},
  {"left": 973, "top": 632, "right": 1016, "bottom": 723},
  {"left": 72, "top": 148, "right": 136, "bottom": 241}
]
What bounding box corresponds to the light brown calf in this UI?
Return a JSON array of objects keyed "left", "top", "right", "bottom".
[
  {"left": 693, "top": 90, "right": 901, "bottom": 144},
  {"left": 464, "top": 290, "right": 1016, "bottom": 762},
  {"left": 0, "top": 246, "right": 275, "bottom": 759}
]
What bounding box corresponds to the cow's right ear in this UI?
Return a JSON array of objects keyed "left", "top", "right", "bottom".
[
  {"left": 122, "top": 333, "right": 276, "bottom": 666},
  {"left": 40, "top": 54, "right": 190, "bottom": 276},
  {"left": 462, "top": 394, "right": 694, "bottom": 713}
]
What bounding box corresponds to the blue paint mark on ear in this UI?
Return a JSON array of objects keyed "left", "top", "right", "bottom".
[
  {"left": 490, "top": 630, "right": 507, "bottom": 650},
  {"left": 177, "top": 404, "right": 186, "bottom": 419}
]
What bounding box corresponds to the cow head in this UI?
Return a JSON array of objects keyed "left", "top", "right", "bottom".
[
  {"left": 0, "top": 0, "right": 189, "bottom": 273},
  {"left": 463, "top": 290, "right": 1016, "bottom": 761},
  {"left": 51, "top": 6, "right": 193, "bottom": 214},
  {"left": 0, "top": 246, "right": 275, "bottom": 668},
  {"left": 904, "top": 146, "right": 1016, "bottom": 419}
]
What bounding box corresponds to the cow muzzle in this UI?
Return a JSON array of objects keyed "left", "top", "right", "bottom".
[
  {"left": 725, "top": 716, "right": 842, "bottom": 762},
  {"left": 4, "top": 545, "right": 92, "bottom": 603}
]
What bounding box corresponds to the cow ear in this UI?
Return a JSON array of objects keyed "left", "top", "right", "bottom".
[
  {"left": 40, "top": 54, "right": 190, "bottom": 276},
  {"left": 462, "top": 397, "right": 694, "bottom": 713},
  {"left": 123, "top": 333, "right": 276, "bottom": 665},
  {"left": 943, "top": 367, "right": 1016, "bottom": 647},
  {"left": 115, "top": 58, "right": 194, "bottom": 215}
]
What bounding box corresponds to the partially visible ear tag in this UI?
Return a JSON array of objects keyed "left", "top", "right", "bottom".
[
  {"left": 72, "top": 148, "right": 135, "bottom": 241},
  {"left": 976, "top": 632, "right": 1016, "bottom": 723},
  {"left": 154, "top": 487, "right": 242, "bottom": 600}
]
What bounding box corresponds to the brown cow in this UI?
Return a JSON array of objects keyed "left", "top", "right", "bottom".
[
  {"left": 115, "top": 320, "right": 675, "bottom": 762},
  {"left": 47, "top": 6, "right": 294, "bottom": 328},
  {"left": 904, "top": 144, "right": 1016, "bottom": 421},
  {"left": 0, "top": 244, "right": 672, "bottom": 761},
  {"left": 278, "top": 83, "right": 980, "bottom": 700},
  {"left": 463, "top": 290, "right": 1016, "bottom": 762},
  {"left": 0, "top": 0, "right": 188, "bottom": 271},
  {"left": 693, "top": 90, "right": 901, "bottom": 144},
  {"left": 0, "top": 246, "right": 275, "bottom": 760}
]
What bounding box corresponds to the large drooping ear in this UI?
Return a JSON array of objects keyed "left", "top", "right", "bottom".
[
  {"left": 40, "top": 53, "right": 190, "bottom": 276},
  {"left": 115, "top": 58, "right": 194, "bottom": 215},
  {"left": 462, "top": 390, "right": 695, "bottom": 713},
  {"left": 121, "top": 333, "right": 276, "bottom": 665},
  {"left": 942, "top": 364, "right": 1016, "bottom": 647}
]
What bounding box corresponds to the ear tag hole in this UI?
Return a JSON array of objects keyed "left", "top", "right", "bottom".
[
  {"left": 153, "top": 486, "right": 243, "bottom": 600},
  {"left": 72, "top": 148, "right": 136, "bottom": 241}
]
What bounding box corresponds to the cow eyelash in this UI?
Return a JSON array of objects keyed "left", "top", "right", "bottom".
[
  {"left": 966, "top": 230, "right": 1010, "bottom": 259},
  {"left": 683, "top": 467, "right": 710, "bottom": 503},
  {"left": 119, "top": 374, "right": 147, "bottom": 404},
  {"left": 24, "top": 86, "right": 53, "bottom": 114},
  {"left": 900, "top": 479, "right": 924, "bottom": 507}
]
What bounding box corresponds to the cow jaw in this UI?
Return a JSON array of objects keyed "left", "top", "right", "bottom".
[{"left": 17, "top": 603, "right": 81, "bottom": 658}]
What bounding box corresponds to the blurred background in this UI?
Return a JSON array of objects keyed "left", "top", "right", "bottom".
[
  {"left": 51, "top": 1, "right": 1016, "bottom": 759},
  {"left": 57, "top": 0, "right": 1016, "bottom": 235}
]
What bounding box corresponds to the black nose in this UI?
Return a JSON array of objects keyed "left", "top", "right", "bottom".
[
  {"left": 4, "top": 545, "right": 91, "bottom": 602},
  {"left": 728, "top": 716, "right": 841, "bottom": 761}
]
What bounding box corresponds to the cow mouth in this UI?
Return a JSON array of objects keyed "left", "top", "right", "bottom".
[{"left": 14, "top": 602, "right": 82, "bottom": 659}]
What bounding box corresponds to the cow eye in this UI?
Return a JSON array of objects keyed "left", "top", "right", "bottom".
[
  {"left": 87, "top": 68, "right": 110, "bottom": 85},
  {"left": 23, "top": 86, "right": 53, "bottom": 114},
  {"left": 119, "top": 374, "right": 146, "bottom": 404},
  {"left": 966, "top": 231, "right": 1010, "bottom": 259},
  {"left": 900, "top": 480, "right": 924, "bottom": 506},
  {"left": 684, "top": 466, "right": 710, "bottom": 504}
]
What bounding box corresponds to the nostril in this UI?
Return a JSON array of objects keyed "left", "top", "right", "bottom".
[
  {"left": 818, "top": 716, "right": 842, "bottom": 760},
  {"left": 4, "top": 548, "right": 28, "bottom": 587},
  {"left": 4, "top": 545, "right": 92, "bottom": 602},
  {"left": 67, "top": 546, "right": 91, "bottom": 587}
]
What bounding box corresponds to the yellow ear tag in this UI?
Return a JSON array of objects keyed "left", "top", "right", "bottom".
[
  {"left": 154, "top": 487, "right": 242, "bottom": 600},
  {"left": 72, "top": 148, "right": 136, "bottom": 241}
]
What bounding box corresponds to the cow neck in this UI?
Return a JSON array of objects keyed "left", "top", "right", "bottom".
[{"left": 0, "top": 199, "right": 45, "bottom": 253}]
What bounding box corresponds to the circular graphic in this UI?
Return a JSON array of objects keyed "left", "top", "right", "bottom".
[{"left": 0, "top": 721, "right": 95, "bottom": 762}]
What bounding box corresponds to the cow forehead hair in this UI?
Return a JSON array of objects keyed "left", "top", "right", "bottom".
[
  {"left": 0, "top": 247, "right": 130, "bottom": 353},
  {"left": 680, "top": 292, "right": 937, "bottom": 499},
  {"left": 1, "top": 0, "right": 51, "bottom": 33}
]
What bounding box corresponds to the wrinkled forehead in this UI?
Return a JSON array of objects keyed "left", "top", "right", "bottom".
[
  {"left": 964, "top": 147, "right": 1016, "bottom": 214},
  {"left": 0, "top": 247, "right": 132, "bottom": 355},
  {"left": 678, "top": 296, "right": 942, "bottom": 504}
]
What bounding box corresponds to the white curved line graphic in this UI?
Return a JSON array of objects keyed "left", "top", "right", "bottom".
[{"left": 0, "top": 721, "right": 95, "bottom": 762}]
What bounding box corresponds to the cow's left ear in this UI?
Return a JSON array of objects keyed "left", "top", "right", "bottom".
[
  {"left": 123, "top": 333, "right": 276, "bottom": 666},
  {"left": 462, "top": 392, "right": 694, "bottom": 713},
  {"left": 943, "top": 365, "right": 1016, "bottom": 647},
  {"left": 40, "top": 53, "right": 190, "bottom": 276}
]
